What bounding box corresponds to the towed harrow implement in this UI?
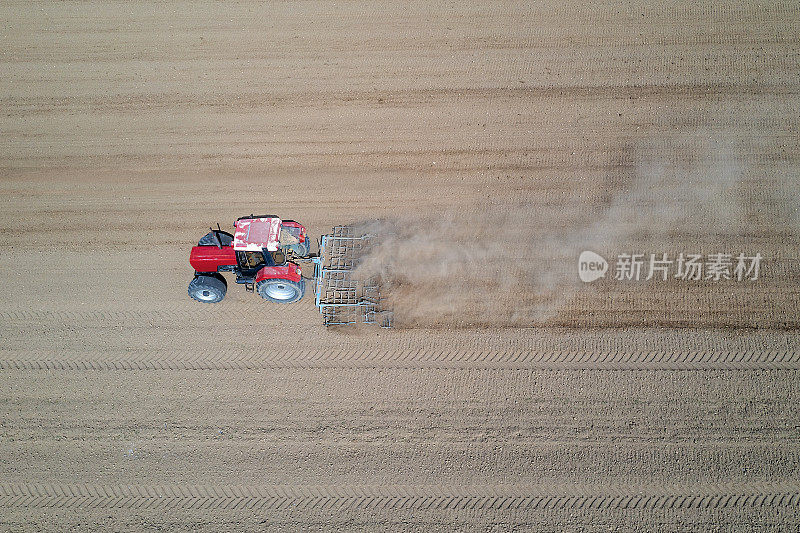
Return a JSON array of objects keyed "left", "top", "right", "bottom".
[{"left": 311, "top": 225, "right": 392, "bottom": 328}]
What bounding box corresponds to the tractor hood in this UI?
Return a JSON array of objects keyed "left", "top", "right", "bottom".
[{"left": 190, "top": 244, "right": 236, "bottom": 272}]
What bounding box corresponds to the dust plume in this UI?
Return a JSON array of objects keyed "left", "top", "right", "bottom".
[{"left": 353, "top": 133, "right": 799, "bottom": 328}]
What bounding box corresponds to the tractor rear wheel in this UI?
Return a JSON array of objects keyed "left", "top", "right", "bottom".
[
  {"left": 256, "top": 278, "right": 305, "bottom": 303},
  {"left": 188, "top": 274, "right": 227, "bottom": 303}
]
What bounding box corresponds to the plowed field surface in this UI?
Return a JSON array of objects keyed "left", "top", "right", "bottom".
[{"left": 2, "top": 1, "right": 799, "bottom": 530}]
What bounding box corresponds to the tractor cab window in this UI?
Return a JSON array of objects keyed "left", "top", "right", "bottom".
[
  {"left": 237, "top": 251, "right": 265, "bottom": 270},
  {"left": 270, "top": 249, "right": 286, "bottom": 265}
]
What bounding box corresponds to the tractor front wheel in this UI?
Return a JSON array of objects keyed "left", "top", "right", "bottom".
[
  {"left": 188, "top": 274, "right": 227, "bottom": 303},
  {"left": 256, "top": 278, "right": 305, "bottom": 303}
]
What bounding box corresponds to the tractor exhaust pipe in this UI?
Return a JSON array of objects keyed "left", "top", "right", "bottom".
[{"left": 210, "top": 224, "right": 223, "bottom": 249}]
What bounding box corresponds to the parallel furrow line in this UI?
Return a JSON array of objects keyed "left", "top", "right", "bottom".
[
  {"left": 2, "top": 484, "right": 798, "bottom": 510},
  {"left": 2, "top": 349, "right": 800, "bottom": 370}
]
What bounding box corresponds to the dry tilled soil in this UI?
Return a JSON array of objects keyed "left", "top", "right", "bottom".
[{"left": 1, "top": 1, "right": 799, "bottom": 531}]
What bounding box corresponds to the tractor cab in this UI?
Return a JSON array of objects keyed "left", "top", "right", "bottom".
[
  {"left": 232, "top": 216, "right": 293, "bottom": 284},
  {"left": 233, "top": 215, "right": 310, "bottom": 257}
]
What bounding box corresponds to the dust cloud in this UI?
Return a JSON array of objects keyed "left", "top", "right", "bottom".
[{"left": 354, "top": 133, "right": 798, "bottom": 328}]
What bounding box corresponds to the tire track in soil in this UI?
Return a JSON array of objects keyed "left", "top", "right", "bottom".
[
  {"left": 1, "top": 483, "right": 797, "bottom": 511},
  {"left": 1, "top": 349, "right": 798, "bottom": 370}
]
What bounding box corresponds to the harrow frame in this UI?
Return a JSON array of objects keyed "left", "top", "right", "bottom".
[{"left": 311, "top": 226, "right": 392, "bottom": 328}]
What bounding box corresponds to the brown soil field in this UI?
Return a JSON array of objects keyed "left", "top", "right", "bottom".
[{"left": 2, "top": 1, "right": 799, "bottom": 531}]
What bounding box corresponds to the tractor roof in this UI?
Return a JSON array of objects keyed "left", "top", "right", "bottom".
[{"left": 232, "top": 217, "right": 281, "bottom": 251}]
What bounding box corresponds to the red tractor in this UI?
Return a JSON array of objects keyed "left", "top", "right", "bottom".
[{"left": 188, "top": 215, "right": 310, "bottom": 304}]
